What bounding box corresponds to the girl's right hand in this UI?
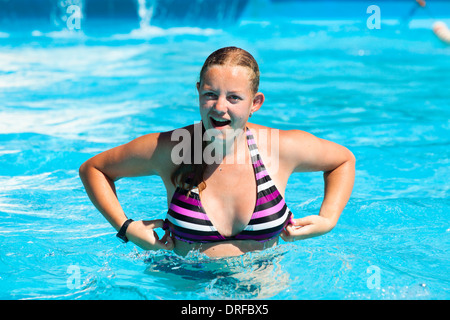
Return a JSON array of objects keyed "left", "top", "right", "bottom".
[{"left": 125, "top": 219, "right": 174, "bottom": 251}]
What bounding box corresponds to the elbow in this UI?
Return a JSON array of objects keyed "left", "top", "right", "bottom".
[
  {"left": 79, "top": 160, "right": 89, "bottom": 181},
  {"left": 79, "top": 158, "right": 117, "bottom": 183},
  {"left": 344, "top": 149, "right": 356, "bottom": 181},
  {"left": 79, "top": 159, "right": 95, "bottom": 181},
  {"left": 347, "top": 149, "right": 356, "bottom": 167},
  {"left": 341, "top": 146, "right": 356, "bottom": 169},
  {"left": 324, "top": 148, "right": 356, "bottom": 175}
]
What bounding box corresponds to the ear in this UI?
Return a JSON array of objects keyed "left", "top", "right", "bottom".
[
  {"left": 251, "top": 92, "right": 265, "bottom": 113},
  {"left": 196, "top": 81, "right": 200, "bottom": 92}
]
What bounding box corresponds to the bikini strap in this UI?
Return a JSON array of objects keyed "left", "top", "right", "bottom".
[{"left": 245, "top": 127, "right": 266, "bottom": 169}]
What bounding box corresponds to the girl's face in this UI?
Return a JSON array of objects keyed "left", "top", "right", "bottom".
[{"left": 197, "top": 65, "right": 264, "bottom": 142}]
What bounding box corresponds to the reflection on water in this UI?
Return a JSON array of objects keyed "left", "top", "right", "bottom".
[{"left": 143, "top": 245, "right": 291, "bottom": 299}]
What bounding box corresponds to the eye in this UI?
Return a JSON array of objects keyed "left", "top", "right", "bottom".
[
  {"left": 204, "top": 92, "right": 217, "bottom": 99},
  {"left": 229, "top": 95, "right": 242, "bottom": 101}
]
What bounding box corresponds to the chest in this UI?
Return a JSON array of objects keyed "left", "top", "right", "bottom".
[{"left": 200, "top": 163, "right": 257, "bottom": 237}]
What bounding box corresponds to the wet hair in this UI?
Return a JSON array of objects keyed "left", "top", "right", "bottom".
[
  {"left": 198, "top": 46, "right": 260, "bottom": 94},
  {"left": 170, "top": 46, "right": 260, "bottom": 192}
]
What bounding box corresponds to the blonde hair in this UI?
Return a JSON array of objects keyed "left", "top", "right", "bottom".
[{"left": 198, "top": 46, "right": 260, "bottom": 94}]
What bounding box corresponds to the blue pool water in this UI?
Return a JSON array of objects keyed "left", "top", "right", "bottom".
[{"left": 0, "top": 0, "right": 449, "bottom": 300}]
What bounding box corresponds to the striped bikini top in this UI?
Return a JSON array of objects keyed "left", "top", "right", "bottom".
[{"left": 163, "top": 128, "right": 294, "bottom": 243}]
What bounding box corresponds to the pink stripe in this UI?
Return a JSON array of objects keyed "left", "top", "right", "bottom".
[
  {"left": 173, "top": 192, "right": 202, "bottom": 207},
  {"left": 247, "top": 138, "right": 256, "bottom": 145},
  {"left": 169, "top": 203, "right": 209, "bottom": 220},
  {"left": 255, "top": 189, "right": 280, "bottom": 206},
  {"left": 253, "top": 159, "right": 263, "bottom": 168},
  {"left": 251, "top": 199, "right": 286, "bottom": 219},
  {"left": 255, "top": 170, "right": 268, "bottom": 180}
]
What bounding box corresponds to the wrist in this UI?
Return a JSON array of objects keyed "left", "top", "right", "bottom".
[
  {"left": 116, "top": 219, "right": 134, "bottom": 243},
  {"left": 318, "top": 208, "right": 340, "bottom": 228},
  {"left": 320, "top": 216, "right": 337, "bottom": 232}
]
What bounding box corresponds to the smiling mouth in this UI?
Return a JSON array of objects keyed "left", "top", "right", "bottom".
[{"left": 210, "top": 116, "right": 231, "bottom": 128}]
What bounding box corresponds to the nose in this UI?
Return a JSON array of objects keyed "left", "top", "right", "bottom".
[{"left": 213, "top": 94, "right": 227, "bottom": 114}]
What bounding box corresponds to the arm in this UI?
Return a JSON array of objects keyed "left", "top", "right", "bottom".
[
  {"left": 79, "top": 132, "right": 174, "bottom": 250},
  {"left": 279, "top": 130, "right": 355, "bottom": 241}
]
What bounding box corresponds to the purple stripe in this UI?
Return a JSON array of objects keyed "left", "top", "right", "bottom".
[
  {"left": 247, "top": 138, "right": 256, "bottom": 145},
  {"left": 169, "top": 203, "right": 208, "bottom": 220},
  {"left": 173, "top": 229, "right": 225, "bottom": 242},
  {"left": 255, "top": 170, "right": 268, "bottom": 180},
  {"left": 235, "top": 229, "right": 282, "bottom": 241},
  {"left": 251, "top": 199, "right": 286, "bottom": 219},
  {"left": 173, "top": 192, "right": 202, "bottom": 207},
  {"left": 255, "top": 189, "right": 280, "bottom": 206},
  {"left": 253, "top": 159, "right": 263, "bottom": 168}
]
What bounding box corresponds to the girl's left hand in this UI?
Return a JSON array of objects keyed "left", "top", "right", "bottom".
[
  {"left": 281, "top": 215, "right": 335, "bottom": 242},
  {"left": 126, "top": 219, "right": 174, "bottom": 251}
]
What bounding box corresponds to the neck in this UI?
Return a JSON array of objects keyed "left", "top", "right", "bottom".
[{"left": 204, "top": 127, "right": 248, "bottom": 166}]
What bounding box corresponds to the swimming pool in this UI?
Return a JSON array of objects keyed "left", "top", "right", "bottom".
[{"left": 0, "top": 0, "right": 449, "bottom": 300}]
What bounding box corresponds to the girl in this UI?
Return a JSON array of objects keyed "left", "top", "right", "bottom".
[{"left": 79, "top": 46, "right": 355, "bottom": 257}]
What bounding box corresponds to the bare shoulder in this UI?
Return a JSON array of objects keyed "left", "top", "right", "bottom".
[
  {"left": 247, "top": 123, "right": 316, "bottom": 154},
  {"left": 84, "top": 124, "right": 195, "bottom": 180},
  {"left": 128, "top": 124, "right": 196, "bottom": 175},
  {"left": 269, "top": 127, "right": 354, "bottom": 174},
  {"left": 278, "top": 128, "right": 320, "bottom": 153}
]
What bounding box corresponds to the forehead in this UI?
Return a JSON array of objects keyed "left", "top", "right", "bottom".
[{"left": 201, "top": 65, "right": 252, "bottom": 91}]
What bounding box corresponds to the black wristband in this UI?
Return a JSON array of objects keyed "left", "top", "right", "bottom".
[{"left": 116, "top": 219, "right": 134, "bottom": 243}]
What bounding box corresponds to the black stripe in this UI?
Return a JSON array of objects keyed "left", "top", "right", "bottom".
[
  {"left": 253, "top": 193, "right": 284, "bottom": 212},
  {"left": 257, "top": 183, "right": 277, "bottom": 196},
  {"left": 170, "top": 196, "right": 202, "bottom": 213},
  {"left": 247, "top": 143, "right": 257, "bottom": 151},
  {"left": 253, "top": 164, "right": 266, "bottom": 174},
  {"left": 167, "top": 210, "right": 213, "bottom": 227},
  {"left": 171, "top": 223, "right": 220, "bottom": 237},
  {"left": 256, "top": 176, "right": 273, "bottom": 186},
  {"left": 173, "top": 234, "right": 217, "bottom": 243},
  {"left": 238, "top": 224, "right": 285, "bottom": 236},
  {"left": 243, "top": 212, "right": 292, "bottom": 236},
  {"left": 248, "top": 205, "right": 289, "bottom": 226}
]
